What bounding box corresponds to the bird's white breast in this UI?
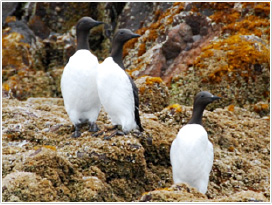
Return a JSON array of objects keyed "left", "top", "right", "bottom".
[
  {"left": 96, "top": 57, "right": 136, "bottom": 132},
  {"left": 170, "top": 124, "right": 213, "bottom": 194},
  {"left": 61, "top": 50, "right": 101, "bottom": 124}
]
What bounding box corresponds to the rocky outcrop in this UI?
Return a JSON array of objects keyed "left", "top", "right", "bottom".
[
  {"left": 2, "top": 3, "right": 107, "bottom": 100},
  {"left": 122, "top": 2, "right": 270, "bottom": 115},
  {"left": 139, "top": 184, "right": 268, "bottom": 202},
  {"left": 170, "top": 34, "right": 270, "bottom": 115},
  {"left": 135, "top": 76, "right": 170, "bottom": 113},
  {"left": 2, "top": 2, "right": 270, "bottom": 116},
  {"left": 2, "top": 83, "right": 270, "bottom": 202},
  {"left": 2, "top": 171, "right": 58, "bottom": 202}
]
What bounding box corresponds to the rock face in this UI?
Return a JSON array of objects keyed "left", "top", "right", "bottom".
[
  {"left": 2, "top": 2, "right": 270, "bottom": 116},
  {"left": 1, "top": 2, "right": 270, "bottom": 202},
  {"left": 122, "top": 2, "right": 269, "bottom": 115},
  {"left": 2, "top": 3, "right": 106, "bottom": 100}
]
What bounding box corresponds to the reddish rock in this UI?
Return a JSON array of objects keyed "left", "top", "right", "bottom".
[
  {"left": 118, "top": 2, "right": 172, "bottom": 32},
  {"left": 28, "top": 15, "right": 50, "bottom": 39},
  {"left": 138, "top": 48, "right": 166, "bottom": 77},
  {"left": 162, "top": 23, "right": 193, "bottom": 60},
  {"left": 162, "top": 28, "right": 220, "bottom": 83}
]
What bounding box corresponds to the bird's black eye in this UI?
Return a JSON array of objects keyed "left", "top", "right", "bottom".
[
  {"left": 120, "top": 31, "right": 124, "bottom": 35},
  {"left": 201, "top": 95, "right": 204, "bottom": 98}
]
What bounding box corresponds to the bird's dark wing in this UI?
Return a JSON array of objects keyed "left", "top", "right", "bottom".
[{"left": 128, "top": 75, "right": 144, "bottom": 132}]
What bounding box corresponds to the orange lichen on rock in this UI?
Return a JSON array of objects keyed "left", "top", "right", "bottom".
[
  {"left": 34, "top": 145, "right": 57, "bottom": 151},
  {"left": 43, "top": 145, "right": 57, "bottom": 151},
  {"left": 5, "top": 16, "right": 17, "bottom": 23},
  {"left": 195, "top": 34, "right": 269, "bottom": 83},
  {"left": 138, "top": 43, "right": 146, "bottom": 57},
  {"left": 139, "top": 86, "right": 146, "bottom": 94},
  {"left": 146, "top": 29, "right": 159, "bottom": 42},
  {"left": 167, "top": 104, "right": 182, "bottom": 113},
  {"left": 228, "top": 146, "right": 235, "bottom": 152},
  {"left": 253, "top": 102, "right": 269, "bottom": 114},
  {"left": 252, "top": 2, "right": 270, "bottom": 17},
  {"left": 123, "top": 37, "right": 140, "bottom": 57},
  {"left": 3, "top": 83, "right": 10, "bottom": 91},
  {"left": 210, "top": 10, "right": 240, "bottom": 24},
  {"left": 222, "top": 16, "right": 270, "bottom": 40},
  {"left": 207, "top": 2, "right": 270, "bottom": 41},
  {"left": 2, "top": 30, "right": 32, "bottom": 71},
  {"left": 123, "top": 3, "right": 185, "bottom": 58},
  {"left": 145, "top": 76, "right": 163, "bottom": 85},
  {"left": 228, "top": 104, "right": 235, "bottom": 112}
]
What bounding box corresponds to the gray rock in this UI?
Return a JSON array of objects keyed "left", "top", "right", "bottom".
[
  {"left": 2, "top": 2, "right": 19, "bottom": 25},
  {"left": 7, "top": 20, "right": 36, "bottom": 44}
]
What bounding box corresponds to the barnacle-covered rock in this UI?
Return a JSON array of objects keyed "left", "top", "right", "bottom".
[
  {"left": 2, "top": 95, "right": 270, "bottom": 202},
  {"left": 212, "top": 190, "right": 268, "bottom": 202},
  {"left": 2, "top": 171, "right": 57, "bottom": 202},
  {"left": 2, "top": 98, "right": 71, "bottom": 142},
  {"left": 76, "top": 175, "right": 119, "bottom": 202},
  {"left": 140, "top": 113, "right": 176, "bottom": 166},
  {"left": 139, "top": 184, "right": 268, "bottom": 202},
  {"left": 13, "top": 148, "right": 79, "bottom": 188},
  {"left": 139, "top": 183, "right": 207, "bottom": 202},
  {"left": 2, "top": 98, "right": 173, "bottom": 202},
  {"left": 135, "top": 76, "right": 170, "bottom": 113},
  {"left": 3, "top": 148, "right": 119, "bottom": 202},
  {"left": 157, "top": 103, "right": 270, "bottom": 200}
]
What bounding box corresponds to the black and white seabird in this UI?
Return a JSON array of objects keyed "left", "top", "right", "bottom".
[
  {"left": 96, "top": 29, "right": 144, "bottom": 135},
  {"left": 170, "top": 91, "right": 221, "bottom": 194},
  {"left": 61, "top": 17, "right": 103, "bottom": 138}
]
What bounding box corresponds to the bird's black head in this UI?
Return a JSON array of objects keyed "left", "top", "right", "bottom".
[
  {"left": 188, "top": 91, "right": 221, "bottom": 125},
  {"left": 194, "top": 91, "right": 221, "bottom": 108},
  {"left": 110, "top": 29, "right": 141, "bottom": 69},
  {"left": 112, "top": 29, "right": 141, "bottom": 45},
  {"left": 76, "top": 17, "right": 103, "bottom": 33}
]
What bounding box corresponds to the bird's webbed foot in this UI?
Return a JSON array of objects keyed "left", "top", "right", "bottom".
[
  {"left": 71, "top": 124, "right": 81, "bottom": 138},
  {"left": 89, "top": 122, "right": 100, "bottom": 132}
]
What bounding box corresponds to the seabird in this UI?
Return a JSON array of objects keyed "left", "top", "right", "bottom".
[
  {"left": 96, "top": 29, "right": 144, "bottom": 136},
  {"left": 61, "top": 17, "right": 103, "bottom": 138},
  {"left": 170, "top": 91, "right": 221, "bottom": 194}
]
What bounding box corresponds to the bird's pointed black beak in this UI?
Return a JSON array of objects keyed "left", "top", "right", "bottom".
[
  {"left": 95, "top": 21, "right": 104, "bottom": 26},
  {"left": 131, "top": 33, "right": 141, "bottom": 38},
  {"left": 211, "top": 95, "right": 221, "bottom": 101}
]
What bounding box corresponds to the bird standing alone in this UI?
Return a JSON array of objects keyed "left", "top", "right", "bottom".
[{"left": 170, "top": 91, "right": 221, "bottom": 194}]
